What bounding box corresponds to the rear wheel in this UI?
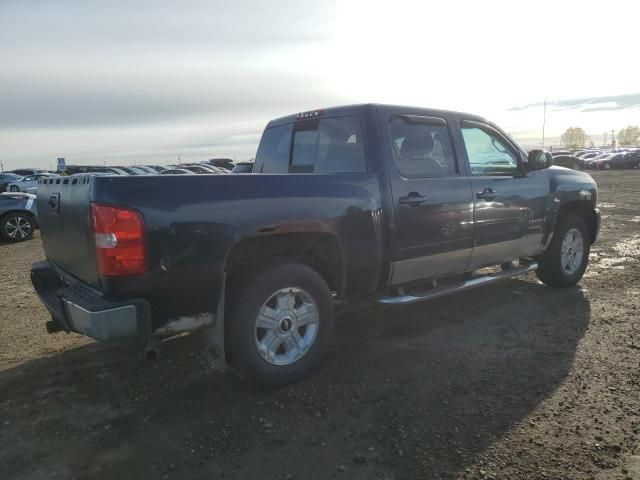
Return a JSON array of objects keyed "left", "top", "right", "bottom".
[
  {"left": 8, "top": 185, "right": 19, "bottom": 192},
  {"left": 227, "top": 263, "right": 335, "bottom": 387},
  {"left": 603, "top": 162, "right": 611, "bottom": 170},
  {"left": 572, "top": 163, "right": 580, "bottom": 170},
  {"left": 1, "top": 212, "right": 35, "bottom": 242},
  {"left": 536, "top": 214, "right": 590, "bottom": 287}
]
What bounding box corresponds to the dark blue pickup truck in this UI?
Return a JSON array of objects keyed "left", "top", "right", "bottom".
[{"left": 31, "top": 104, "right": 600, "bottom": 386}]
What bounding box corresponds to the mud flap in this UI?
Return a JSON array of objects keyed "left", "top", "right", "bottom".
[{"left": 206, "top": 275, "right": 226, "bottom": 371}]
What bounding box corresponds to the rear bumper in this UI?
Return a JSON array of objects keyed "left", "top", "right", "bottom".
[{"left": 31, "top": 261, "right": 151, "bottom": 341}]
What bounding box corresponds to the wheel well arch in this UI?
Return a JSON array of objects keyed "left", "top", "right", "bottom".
[
  {"left": 557, "top": 200, "right": 597, "bottom": 244},
  {"left": 224, "top": 233, "right": 345, "bottom": 296}
]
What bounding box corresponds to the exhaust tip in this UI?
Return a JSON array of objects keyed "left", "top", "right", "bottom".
[
  {"left": 144, "top": 338, "right": 160, "bottom": 361},
  {"left": 145, "top": 349, "right": 158, "bottom": 361}
]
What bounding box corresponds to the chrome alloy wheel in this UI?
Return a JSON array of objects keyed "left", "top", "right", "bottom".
[
  {"left": 561, "top": 227, "right": 584, "bottom": 275},
  {"left": 254, "top": 287, "right": 319, "bottom": 366},
  {"left": 5, "top": 215, "right": 32, "bottom": 240}
]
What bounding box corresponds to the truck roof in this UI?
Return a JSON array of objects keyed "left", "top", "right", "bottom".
[{"left": 266, "top": 103, "right": 487, "bottom": 128}]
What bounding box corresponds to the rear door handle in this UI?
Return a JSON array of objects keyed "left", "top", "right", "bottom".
[
  {"left": 399, "top": 192, "right": 427, "bottom": 206},
  {"left": 476, "top": 188, "right": 498, "bottom": 201}
]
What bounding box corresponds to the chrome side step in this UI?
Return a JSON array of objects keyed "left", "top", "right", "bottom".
[{"left": 376, "top": 260, "right": 538, "bottom": 305}]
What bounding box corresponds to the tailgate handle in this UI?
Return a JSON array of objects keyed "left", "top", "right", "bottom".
[{"left": 49, "top": 193, "right": 60, "bottom": 213}]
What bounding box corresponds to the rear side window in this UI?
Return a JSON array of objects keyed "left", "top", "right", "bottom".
[
  {"left": 389, "top": 116, "right": 457, "bottom": 177},
  {"left": 291, "top": 116, "right": 366, "bottom": 173}
]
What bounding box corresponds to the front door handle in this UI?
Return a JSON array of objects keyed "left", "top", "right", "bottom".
[
  {"left": 399, "top": 192, "right": 426, "bottom": 206},
  {"left": 476, "top": 188, "right": 498, "bottom": 201}
]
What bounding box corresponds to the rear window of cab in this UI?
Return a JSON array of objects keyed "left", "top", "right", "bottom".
[{"left": 254, "top": 116, "right": 366, "bottom": 174}]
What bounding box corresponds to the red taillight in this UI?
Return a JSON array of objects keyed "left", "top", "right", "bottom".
[{"left": 91, "top": 203, "right": 145, "bottom": 276}]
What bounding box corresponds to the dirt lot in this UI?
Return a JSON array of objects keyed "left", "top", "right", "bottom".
[{"left": 1, "top": 171, "right": 639, "bottom": 480}]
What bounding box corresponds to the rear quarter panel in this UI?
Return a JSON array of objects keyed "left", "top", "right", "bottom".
[{"left": 90, "top": 174, "right": 384, "bottom": 329}]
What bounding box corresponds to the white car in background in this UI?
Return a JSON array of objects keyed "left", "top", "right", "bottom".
[
  {"left": 0, "top": 192, "right": 38, "bottom": 242},
  {"left": 7, "top": 173, "right": 57, "bottom": 193}
]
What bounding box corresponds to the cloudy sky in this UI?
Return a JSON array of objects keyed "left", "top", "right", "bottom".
[{"left": 1, "top": 0, "right": 639, "bottom": 169}]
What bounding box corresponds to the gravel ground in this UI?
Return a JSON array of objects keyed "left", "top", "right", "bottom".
[{"left": 0, "top": 170, "right": 639, "bottom": 480}]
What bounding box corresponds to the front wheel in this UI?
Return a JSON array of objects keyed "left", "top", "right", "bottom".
[
  {"left": 8, "top": 185, "right": 19, "bottom": 192},
  {"left": 603, "top": 162, "right": 611, "bottom": 170},
  {"left": 536, "top": 214, "right": 590, "bottom": 287},
  {"left": 227, "top": 263, "right": 335, "bottom": 387}
]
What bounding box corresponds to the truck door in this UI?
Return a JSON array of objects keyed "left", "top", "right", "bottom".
[
  {"left": 387, "top": 114, "right": 474, "bottom": 285},
  {"left": 458, "top": 120, "right": 550, "bottom": 268}
]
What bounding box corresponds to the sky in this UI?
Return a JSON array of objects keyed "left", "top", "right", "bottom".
[{"left": 1, "top": 0, "right": 639, "bottom": 170}]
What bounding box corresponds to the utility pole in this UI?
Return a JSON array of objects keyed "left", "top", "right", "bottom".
[
  {"left": 611, "top": 129, "right": 615, "bottom": 149},
  {"left": 603, "top": 131, "right": 607, "bottom": 147},
  {"left": 542, "top": 96, "right": 547, "bottom": 148}
]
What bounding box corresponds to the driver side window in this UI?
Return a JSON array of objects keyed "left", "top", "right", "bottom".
[{"left": 461, "top": 127, "right": 519, "bottom": 176}]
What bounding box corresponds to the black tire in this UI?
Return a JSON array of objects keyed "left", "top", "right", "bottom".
[
  {"left": 536, "top": 214, "right": 590, "bottom": 288},
  {"left": 603, "top": 162, "right": 611, "bottom": 170},
  {"left": 226, "top": 263, "right": 335, "bottom": 388},
  {"left": 0, "top": 212, "right": 35, "bottom": 242},
  {"left": 9, "top": 185, "right": 19, "bottom": 192},
  {"left": 572, "top": 163, "right": 580, "bottom": 170}
]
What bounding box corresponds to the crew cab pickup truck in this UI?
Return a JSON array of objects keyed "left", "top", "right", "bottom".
[{"left": 31, "top": 104, "right": 600, "bottom": 386}]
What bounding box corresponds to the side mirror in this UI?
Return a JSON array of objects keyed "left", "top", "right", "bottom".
[{"left": 527, "top": 150, "right": 553, "bottom": 171}]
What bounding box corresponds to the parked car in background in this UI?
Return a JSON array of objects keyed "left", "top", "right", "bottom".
[
  {"left": 110, "top": 166, "right": 150, "bottom": 175},
  {"left": 231, "top": 162, "right": 254, "bottom": 173},
  {"left": 7, "top": 173, "right": 57, "bottom": 193},
  {"left": 579, "top": 152, "right": 602, "bottom": 161},
  {"left": 132, "top": 166, "right": 158, "bottom": 175},
  {"left": 31, "top": 103, "right": 600, "bottom": 387},
  {"left": 588, "top": 152, "right": 640, "bottom": 170},
  {"left": 63, "top": 166, "right": 129, "bottom": 175},
  {"left": 0, "top": 173, "right": 23, "bottom": 193},
  {"left": 0, "top": 192, "right": 37, "bottom": 242},
  {"left": 145, "top": 165, "right": 170, "bottom": 173},
  {"left": 203, "top": 158, "right": 235, "bottom": 171},
  {"left": 551, "top": 155, "right": 585, "bottom": 170},
  {"left": 551, "top": 150, "right": 572, "bottom": 157},
  {"left": 9, "top": 168, "right": 42, "bottom": 176},
  {"left": 159, "top": 168, "right": 196, "bottom": 175},
  {"left": 180, "top": 165, "right": 221, "bottom": 174}
]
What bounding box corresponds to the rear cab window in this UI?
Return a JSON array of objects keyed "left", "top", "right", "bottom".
[{"left": 255, "top": 116, "right": 367, "bottom": 174}]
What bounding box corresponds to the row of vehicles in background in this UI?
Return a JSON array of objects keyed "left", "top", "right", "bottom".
[
  {"left": 0, "top": 159, "right": 256, "bottom": 194},
  {"left": 551, "top": 147, "right": 640, "bottom": 170}
]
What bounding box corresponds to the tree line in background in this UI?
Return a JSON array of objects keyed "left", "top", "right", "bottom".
[{"left": 560, "top": 126, "right": 640, "bottom": 149}]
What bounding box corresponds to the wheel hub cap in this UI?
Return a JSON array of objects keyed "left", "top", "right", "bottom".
[
  {"left": 5, "top": 216, "right": 31, "bottom": 239},
  {"left": 255, "top": 287, "right": 319, "bottom": 366},
  {"left": 561, "top": 228, "right": 584, "bottom": 275}
]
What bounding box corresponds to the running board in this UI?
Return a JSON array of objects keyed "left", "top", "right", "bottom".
[{"left": 376, "top": 260, "right": 538, "bottom": 305}]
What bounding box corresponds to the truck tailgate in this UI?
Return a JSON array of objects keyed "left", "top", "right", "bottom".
[{"left": 36, "top": 176, "right": 100, "bottom": 286}]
